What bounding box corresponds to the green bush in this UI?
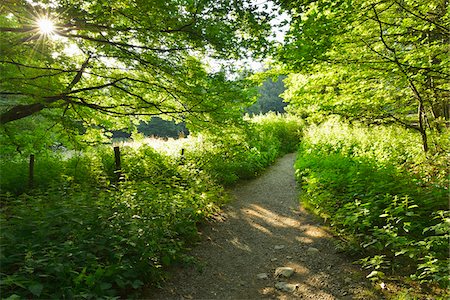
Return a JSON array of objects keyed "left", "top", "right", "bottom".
[
  {"left": 1, "top": 152, "right": 223, "bottom": 298},
  {"left": 295, "top": 119, "right": 449, "bottom": 288},
  {"left": 182, "top": 113, "right": 303, "bottom": 185},
  {"left": 249, "top": 112, "right": 302, "bottom": 154},
  {"left": 0, "top": 150, "right": 111, "bottom": 195},
  {"left": 0, "top": 157, "right": 28, "bottom": 195}
]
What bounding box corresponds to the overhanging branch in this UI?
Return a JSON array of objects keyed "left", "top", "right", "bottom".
[{"left": 0, "top": 103, "right": 45, "bottom": 124}]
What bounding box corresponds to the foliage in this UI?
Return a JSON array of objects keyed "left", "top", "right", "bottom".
[
  {"left": 0, "top": 114, "right": 302, "bottom": 298},
  {"left": 1, "top": 167, "right": 222, "bottom": 298},
  {"left": 246, "top": 76, "right": 287, "bottom": 115},
  {"left": 278, "top": 1, "right": 449, "bottom": 288},
  {"left": 0, "top": 0, "right": 276, "bottom": 152},
  {"left": 278, "top": 0, "right": 449, "bottom": 153},
  {"left": 181, "top": 113, "right": 303, "bottom": 185},
  {"left": 0, "top": 145, "right": 221, "bottom": 299},
  {"left": 294, "top": 119, "right": 449, "bottom": 289}
]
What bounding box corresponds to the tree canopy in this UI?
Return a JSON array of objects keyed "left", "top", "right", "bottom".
[
  {"left": 277, "top": 0, "right": 449, "bottom": 152},
  {"left": 0, "top": 0, "right": 277, "bottom": 150}
]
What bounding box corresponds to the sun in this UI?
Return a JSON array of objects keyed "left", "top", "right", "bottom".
[{"left": 37, "top": 18, "right": 55, "bottom": 35}]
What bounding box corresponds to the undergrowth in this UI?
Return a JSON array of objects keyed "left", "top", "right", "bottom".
[
  {"left": 295, "top": 118, "right": 449, "bottom": 293},
  {"left": 180, "top": 113, "right": 302, "bottom": 185},
  {"left": 0, "top": 114, "right": 302, "bottom": 299}
]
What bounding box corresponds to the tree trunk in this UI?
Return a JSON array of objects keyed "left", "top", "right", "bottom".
[{"left": 418, "top": 101, "right": 429, "bottom": 153}]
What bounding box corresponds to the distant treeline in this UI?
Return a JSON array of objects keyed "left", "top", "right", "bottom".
[
  {"left": 246, "top": 76, "right": 287, "bottom": 115},
  {"left": 112, "top": 117, "right": 189, "bottom": 139},
  {"left": 113, "top": 77, "right": 287, "bottom": 139}
]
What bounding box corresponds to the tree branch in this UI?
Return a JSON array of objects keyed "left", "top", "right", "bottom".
[
  {"left": 0, "top": 103, "right": 45, "bottom": 124},
  {"left": 393, "top": 0, "right": 449, "bottom": 34},
  {"left": 65, "top": 55, "right": 91, "bottom": 91},
  {"left": 0, "top": 26, "right": 34, "bottom": 33},
  {"left": 57, "top": 32, "right": 192, "bottom": 53},
  {"left": 67, "top": 78, "right": 125, "bottom": 95}
]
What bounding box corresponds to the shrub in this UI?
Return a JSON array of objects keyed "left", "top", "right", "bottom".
[
  {"left": 182, "top": 113, "right": 303, "bottom": 185},
  {"left": 0, "top": 154, "right": 223, "bottom": 298},
  {"left": 295, "top": 119, "right": 449, "bottom": 288}
]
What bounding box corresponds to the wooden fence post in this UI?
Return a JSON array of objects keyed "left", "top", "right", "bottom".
[
  {"left": 28, "top": 154, "right": 35, "bottom": 189},
  {"left": 180, "top": 148, "right": 185, "bottom": 164},
  {"left": 114, "top": 146, "right": 122, "bottom": 181}
]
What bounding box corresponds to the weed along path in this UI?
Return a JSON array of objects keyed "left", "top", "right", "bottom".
[{"left": 147, "top": 153, "right": 380, "bottom": 299}]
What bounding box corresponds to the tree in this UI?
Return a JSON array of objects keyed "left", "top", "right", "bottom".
[
  {"left": 277, "top": 0, "right": 449, "bottom": 153},
  {"left": 246, "top": 75, "right": 287, "bottom": 115},
  {"left": 0, "top": 0, "right": 275, "bottom": 149},
  {"left": 137, "top": 117, "right": 188, "bottom": 138}
]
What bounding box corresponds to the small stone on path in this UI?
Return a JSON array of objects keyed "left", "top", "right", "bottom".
[
  {"left": 275, "top": 267, "right": 295, "bottom": 278},
  {"left": 307, "top": 247, "right": 319, "bottom": 254},
  {"left": 256, "top": 273, "right": 269, "bottom": 280},
  {"left": 275, "top": 282, "right": 298, "bottom": 292},
  {"left": 274, "top": 245, "right": 285, "bottom": 250},
  {"left": 271, "top": 258, "right": 278, "bottom": 262}
]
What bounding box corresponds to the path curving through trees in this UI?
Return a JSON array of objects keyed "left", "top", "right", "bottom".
[{"left": 146, "top": 154, "right": 381, "bottom": 299}]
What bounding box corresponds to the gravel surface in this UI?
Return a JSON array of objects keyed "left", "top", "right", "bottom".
[{"left": 145, "top": 154, "right": 382, "bottom": 299}]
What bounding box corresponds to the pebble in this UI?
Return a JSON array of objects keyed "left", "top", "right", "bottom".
[
  {"left": 275, "top": 267, "right": 295, "bottom": 278},
  {"left": 257, "top": 273, "right": 269, "bottom": 280},
  {"left": 271, "top": 258, "right": 278, "bottom": 262},
  {"left": 286, "top": 256, "right": 292, "bottom": 259},
  {"left": 275, "top": 281, "right": 298, "bottom": 292},
  {"left": 307, "top": 247, "right": 319, "bottom": 254},
  {"left": 274, "top": 245, "right": 285, "bottom": 250}
]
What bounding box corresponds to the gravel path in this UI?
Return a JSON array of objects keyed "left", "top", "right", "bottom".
[{"left": 146, "top": 153, "right": 381, "bottom": 299}]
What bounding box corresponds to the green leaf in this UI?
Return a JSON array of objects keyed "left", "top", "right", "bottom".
[
  {"left": 161, "top": 255, "right": 171, "bottom": 265},
  {"left": 28, "top": 283, "right": 44, "bottom": 297},
  {"left": 131, "top": 280, "right": 143, "bottom": 289},
  {"left": 366, "top": 270, "right": 384, "bottom": 280},
  {"left": 100, "top": 282, "right": 112, "bottom": 290},
  {"left": 395, "top": 249, "right": 407, "bottom": 256}
]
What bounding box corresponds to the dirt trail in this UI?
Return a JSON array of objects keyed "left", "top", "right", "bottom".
[{"left": 147, "top": 153, "right": 380, "bottom": 299}]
